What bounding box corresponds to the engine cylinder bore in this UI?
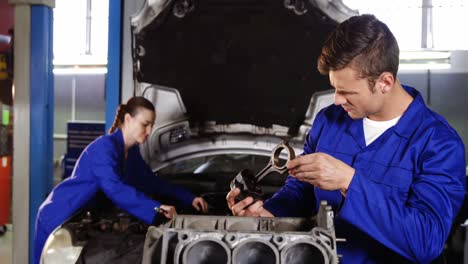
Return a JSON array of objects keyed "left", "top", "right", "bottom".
[
  {"left": 232, "top": 239, "right": 279, "bottom": 264},
  {"left": 281, "top": 241, "right": 329, "bottom": 264},
  {"left": 181, "top": 238, "right": 230, "bottom": 264}
]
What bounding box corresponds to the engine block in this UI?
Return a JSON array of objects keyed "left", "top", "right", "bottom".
[{"left": 142, "top": 201, "right": 340, "bottom": 264}]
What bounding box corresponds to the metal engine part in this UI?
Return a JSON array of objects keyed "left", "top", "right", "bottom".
[
  {"left": 142, "top": 201, "right": 341, "bottom": 264},
  {"left": 230, "top": 141, "right": 296, "bottom": 203}
]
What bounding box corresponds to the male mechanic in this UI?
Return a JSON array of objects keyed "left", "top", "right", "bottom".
[{"left": 227, "top": 14, "right": 466, "bottom": 263}]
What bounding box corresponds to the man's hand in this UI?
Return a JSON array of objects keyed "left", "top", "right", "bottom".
[
  {"left": 192, "top": 197, "right": 209, "bottom": 213},
  {"left": 288, "top": 152, "right": 355, "bottom": 194},
  {"left": 226, "top": 188, "right": 274, "bottom": 217}
]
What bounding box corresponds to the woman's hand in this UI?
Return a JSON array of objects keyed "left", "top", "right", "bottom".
[
  {"left": 159, "top": 205, "right": 177, "bottom": 219},
  {"left": 192, "top": 197, "right": 209, "bottom": 213}
]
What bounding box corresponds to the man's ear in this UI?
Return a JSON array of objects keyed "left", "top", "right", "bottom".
[{"left": 378, "top": 72, "right": 395, "bottom": 93}]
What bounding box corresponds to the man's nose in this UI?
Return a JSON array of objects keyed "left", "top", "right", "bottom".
[{"left": 334, "top": 92, "right": 346, "bottom": 105}]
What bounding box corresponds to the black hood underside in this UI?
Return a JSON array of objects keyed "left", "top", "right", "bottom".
[{"left": 133, "top": 0, "right": 338, "bottom": 135}]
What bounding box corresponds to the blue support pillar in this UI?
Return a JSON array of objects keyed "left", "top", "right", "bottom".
[
  {"left": 106, "top": 0, "right": 123, "bottom": 133},
  {"left": 29, "top": 5, "right": 54, "bottom": 264}
]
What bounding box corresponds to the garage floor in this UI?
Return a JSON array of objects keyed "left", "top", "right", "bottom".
[{"left": 0, "top": 224, "right": 12, "bottom": 264}]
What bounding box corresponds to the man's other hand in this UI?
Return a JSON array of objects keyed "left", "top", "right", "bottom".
[{"left": 226, "top": 188, "right": 274, "bottom": 217}]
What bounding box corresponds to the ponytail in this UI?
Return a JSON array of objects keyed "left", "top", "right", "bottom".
[{"left": 108, "top": 104, "right": 127, "bottom": 134}]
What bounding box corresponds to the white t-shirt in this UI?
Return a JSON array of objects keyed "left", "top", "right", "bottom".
[{"left": 363, "top": 115, "right": 401, "bottom": 146}]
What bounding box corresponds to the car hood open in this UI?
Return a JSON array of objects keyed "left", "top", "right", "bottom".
[{"left": 131, "top": 0, "right": 356, "bottom": 168}]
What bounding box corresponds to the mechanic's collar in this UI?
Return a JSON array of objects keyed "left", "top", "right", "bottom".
[{"left": 391, "top": 85, "right": 425, "bottom": 138}]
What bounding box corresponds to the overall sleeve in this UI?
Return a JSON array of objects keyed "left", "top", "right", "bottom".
[
  {"left": 132, "top": 147, "right": 195, "bottom": 208},
  {"left": 339, "top": 128, "right": 466, "bottom": 263},
  {"left": 263, "top": 175, "right": 316, "bottom": 217},
  {"left": 92, "top": 141, "right": 160, "bottom": 224},
  {"left": 263, "top": 111, "right": 326, "bottom": 217}
]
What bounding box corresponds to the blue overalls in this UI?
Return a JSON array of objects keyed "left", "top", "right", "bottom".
[
  {"left": 264, "top": 86, "right": 466, "bottom": 263},
  {"left": 34, "top": 129, "right": 195, "bottom": 263}
]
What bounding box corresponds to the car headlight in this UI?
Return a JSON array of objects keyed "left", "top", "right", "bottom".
[{"left": 40, "top": 227, "right": 83, "bottom": 264}]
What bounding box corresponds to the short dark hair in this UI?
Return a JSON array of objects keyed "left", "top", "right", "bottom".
[
  {"left": 317, "top": 14, "right": 399, "bottom": 87},
  {"left": 108, "top": 96, "right": 155, "bottom": 134}
]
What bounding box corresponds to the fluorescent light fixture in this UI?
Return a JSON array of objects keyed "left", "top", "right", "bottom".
[
  {"left": 399, "top": 63, "right": 451, "bottom": 70},
  {"left": 399, "top": 50, "right": 451, "bottom": 70},
  {"left": 53, "top": 67, "right": 107, "bottom": 75},
  {"left": 400, "top": 51, "right": 450, "bottom": 60},
  {"left": 0, "top": 34, "right": 11, "bottom": 44}
]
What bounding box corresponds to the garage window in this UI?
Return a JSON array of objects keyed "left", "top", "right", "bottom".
[
  {"left": 343, "top": 0, "right": 468, "bottom": 50},
  {"left": 343, "top": 0, "right": 468, "bottom": 69},
  {"left": 53, "top": 0, "right": 109, "bottom": 66}
]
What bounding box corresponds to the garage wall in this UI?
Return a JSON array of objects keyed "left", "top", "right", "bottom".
[
  {"left": 0, "top": 1, "right": 14, "bottom": 52},
  {"left": 53, "top": 73, "right": 106, "bottom": 161}
]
